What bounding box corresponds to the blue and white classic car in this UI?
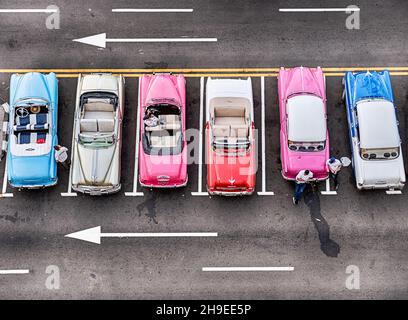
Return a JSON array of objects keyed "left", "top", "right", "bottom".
[
  {"left": 7, "top": 72, "right": 58, "bottom": 188},
  {"left": 343, "top": 70, "right": 405, "bottom": 191}
]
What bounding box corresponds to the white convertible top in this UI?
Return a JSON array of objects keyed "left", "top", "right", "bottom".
[
  {"left": 287, "top": 95, "right": 326, "bottom": 142},
  {"left": 357, "top": 100, "right": 400, "bottom": 149}
]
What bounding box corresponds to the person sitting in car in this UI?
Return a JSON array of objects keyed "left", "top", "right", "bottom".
[{"left": 143, "top": 109, "right": 161, "bottom": 127}]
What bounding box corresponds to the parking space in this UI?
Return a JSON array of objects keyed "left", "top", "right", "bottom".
[
  {"left": 0, "top": 71, "right": 407, "bottom": 207},
  {"left": 0, "top": 72, "right": 336, "bottom": 200}
]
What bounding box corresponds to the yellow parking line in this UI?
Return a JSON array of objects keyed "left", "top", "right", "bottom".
[
  {"left": 1, "top": 67, "right": 408, "bottom": 74},
  {"left": 1, "top": 68, "right": 281, "bottom": 73},
  {"left": 325, "top": 72, "right": 408, "bottom": 77},
  {"left": 323, "top": 67, "right": 408, "bottom": 72},
  {"left": 55, "top": 72, "right": 408, "bottom": 78},
  {"left": 120, "top": 73, "right": 280, "bottom": 78}
]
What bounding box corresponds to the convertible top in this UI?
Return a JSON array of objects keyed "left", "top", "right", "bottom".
[
  {"left": 287, "top": 95, "right": 326, "bottom": 142},
  {"left": 357, "top": 100, "right": 400, "bottom": 149}
]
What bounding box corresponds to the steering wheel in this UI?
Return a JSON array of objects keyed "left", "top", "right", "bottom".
[{"left": 16, "top": 107, "right": 29, "bottom": 118}]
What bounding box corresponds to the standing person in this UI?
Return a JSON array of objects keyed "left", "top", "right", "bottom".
[
  {"left": 293, "top": 169, "right": 314, "bottom": 205},
  {"left": 54, "top": 145, "right": 70, "bottom": 170},
  {"left": 327, "top": 157, "right": 343, "bottom": 190}
]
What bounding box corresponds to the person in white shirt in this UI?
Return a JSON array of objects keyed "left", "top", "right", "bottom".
[
  {"left": 143, "top": 109, "right": 161, "bottom": 127},
  {"left": 327, "top": 157, "right": 343, "bottom": 190},
  {"left": 293, "top": 169, "right": 314, "bottom": 205},
  {"left": 54, "top": 145, "right": 70, "bottom": 170}
]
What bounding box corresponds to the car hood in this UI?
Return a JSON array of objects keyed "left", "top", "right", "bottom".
[
  {"left": 351, "top": 71, "right": 393, "bottom": 104},
  {"left": 281, "top": 67, "right": 324, "bottom": 99},
  {"left": 76, "top": 144, "right": 116, "bottom": 185},
  {"left": 11, "top": 73, "right": 52, "bottom": 104},
  {"left": 80, "top": 74, "right": 119, "bottom": 94},
  {"left": 144, "top": 75, "right": 182, "bottom": 106}
]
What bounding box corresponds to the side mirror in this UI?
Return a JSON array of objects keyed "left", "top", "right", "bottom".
[{"left": 1, "top": 103, "right": 10, "bottom": 114}]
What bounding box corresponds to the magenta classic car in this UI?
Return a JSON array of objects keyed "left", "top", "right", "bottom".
[
  {"left": 278, "top": 67, "right": 330, "bottom": 181},
  {"left": 138, "top": 74, "right": 188, "bottom": 188}
]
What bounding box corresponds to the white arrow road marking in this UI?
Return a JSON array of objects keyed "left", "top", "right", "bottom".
[
  {"left": 0, "top": 9, "right": 58, "bottom": 13},
  {"left": 112, "top": 9, "right": 194, "bottom": 13},
  {"left": 73, "top": 33, "right": 218, "bottom": 48},
  {"left": 279, "top": 8, "right": 360, "bottom": 12},
  {"left": 65, "top": 226, "right": 218, "bottom": 244},
  {"left": 0, "top": 269, "right": 30, "bottom": 274},
  {"left": 202, "top": 267, "right": 294, "bottom": 272}
]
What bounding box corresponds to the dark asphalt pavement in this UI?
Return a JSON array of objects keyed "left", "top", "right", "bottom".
[{"left": 0, "top": 0, "right": 407, "bottom": 299}]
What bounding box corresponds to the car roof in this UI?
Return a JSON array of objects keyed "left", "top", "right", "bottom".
[
  {"left": 357, "top": 100, "right": 400, "bottom": 149},
  {"left": 287, "top": 95, "right": 326, "bottom": 142}
]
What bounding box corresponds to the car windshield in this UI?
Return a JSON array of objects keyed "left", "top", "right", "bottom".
[
  {"left": 79, "top": 133, "right": 114, "bottom": 148},
  {"left": 16, "top": 98, "right": 49, "bottom": 107},
  {"left": 213, "top": 138, "right": 250, "bottom": 155},
  {"left": 360, "top": 147, "right": 400, "bottom": 160}
]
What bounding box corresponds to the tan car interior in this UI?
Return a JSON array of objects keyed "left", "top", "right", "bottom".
[
  {"left": 145, "top": 113, "right": 182, "bottom": 149},
  {"left": 212, "top": 105, "right": 249, "bottom": 140},
  {"left": 80, "top": 102, "right": 115, "bottom": 135}
]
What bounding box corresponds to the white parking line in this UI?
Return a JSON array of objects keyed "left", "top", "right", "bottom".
[
  {"left": 0, "top": 269, "right": 29, "bottom": 274},
  {"left": 112, "top": 9, "right": 194, "bottom": 13},
  {"left": 60, "top": 158, "right": 77, "bottom": 197},
  {"left": 386, "top": 189, "right": 402, "bottom": 195},
  {"left": 258, "top": 77, "right": 274, "bottom": 196},
  {"left": 125, "top": 78, "right": 144, "bottom": 196},
  {"left": 192, "top": 77, "right": 209, "bottom": 196},
  {"left": 321, "top": 178, "right": 337, "bottom": 195},
  {"left": 279, "top": 8, "right": 360, "bottom": 12},
  {"left": 0, "top": 9, "right": 58, "bottom": 13},
  {"left": 0, "top": 158, "right": 13, "bottom": 198},
  {"left": 202, "top": 267, "right": 294, "bottom": 272},
  {"left": 61, "top": 75, "right": 79, "bottom": 197}
]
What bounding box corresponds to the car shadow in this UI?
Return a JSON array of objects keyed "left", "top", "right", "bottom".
[{"left": 303, "top": 185, "right": 340, "bottom": 258}]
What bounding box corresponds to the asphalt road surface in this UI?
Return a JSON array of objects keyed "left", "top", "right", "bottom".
[{"left": 0, "top": 0, "right": 407, "bottom": 299}]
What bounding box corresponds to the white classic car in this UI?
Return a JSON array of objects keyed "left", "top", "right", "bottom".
[{"left": 70, "top": 74, "right": 124, "bottom": 195}]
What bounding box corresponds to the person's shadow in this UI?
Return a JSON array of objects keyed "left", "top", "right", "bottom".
[
  {"left": 136, "top": 190, "right": 158, "bottom": 224},
  {"left": 303, "top": 185, "right": 340, "bottom": 257}
]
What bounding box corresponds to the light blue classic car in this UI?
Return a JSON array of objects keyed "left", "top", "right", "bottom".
[
  {"left": 7, "top": 72, "right": 59, "bottom": 188},
  {"left": 343, "top": 70, "right": 405, "bottom": 191}
]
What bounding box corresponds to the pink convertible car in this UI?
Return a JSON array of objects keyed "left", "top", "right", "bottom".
[
  {"left": 138, "top": 74, "right": 188, "bottom": 188},
  {"left": 278, "top": 67, "right": 329, "bottom": 181}
]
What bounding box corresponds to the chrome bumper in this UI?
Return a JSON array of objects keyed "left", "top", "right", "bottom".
[
  {"left": 72, "top": 184, "right": 121, "bottom": 195},
  {"left": 139, "top": 177, "right": 188, "bottom": 189}
]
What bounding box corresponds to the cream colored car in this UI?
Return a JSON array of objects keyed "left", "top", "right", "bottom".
[{"left": 71, "top": 74, "right": 124, "bottom": 195}]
